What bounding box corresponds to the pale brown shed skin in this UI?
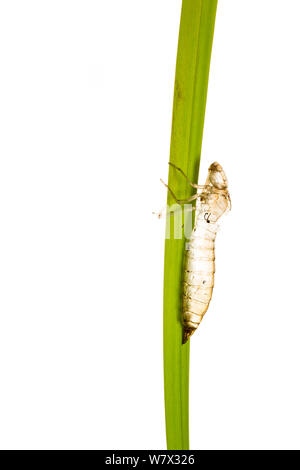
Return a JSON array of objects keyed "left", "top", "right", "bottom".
[{"left": 182, "top": 163, "right": 231, "bottom": 344}]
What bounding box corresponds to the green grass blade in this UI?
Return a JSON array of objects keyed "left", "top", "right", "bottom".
[{"left": 163, "top": 0, "right": 218, "bottom": 450}]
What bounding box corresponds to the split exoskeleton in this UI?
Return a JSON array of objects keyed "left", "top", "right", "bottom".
[{"left": 161, "top": 162, "right": 231, "bottom": 343}]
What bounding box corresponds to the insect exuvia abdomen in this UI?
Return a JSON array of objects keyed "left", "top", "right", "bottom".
[{"left": 182, "top": 219, "right": 217, "bottom": 344}]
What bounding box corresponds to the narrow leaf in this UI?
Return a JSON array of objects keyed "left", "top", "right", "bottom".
[{"left": 163, "top": 0, "right": 218, "bottom": 450}]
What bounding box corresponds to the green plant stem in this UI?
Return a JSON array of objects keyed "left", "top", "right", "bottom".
[{"left": 163, "top": 0, "right": 218, "bottom": 450}]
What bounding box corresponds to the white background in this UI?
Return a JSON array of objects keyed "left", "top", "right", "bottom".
[{"left": 0, "top": 0, "right": 300, "bottom": 450}]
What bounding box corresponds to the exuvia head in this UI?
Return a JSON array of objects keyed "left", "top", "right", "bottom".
[
  {"left": 207, "top": 162, "right": 228, "bottom": 190},
  {"left": 199, "top": 162, "right": 231, "bottom": 224}
]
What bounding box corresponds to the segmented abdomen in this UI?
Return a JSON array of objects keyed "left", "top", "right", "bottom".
[{"left": 182, "top": 222, "right": 217, "bottom": 343}]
